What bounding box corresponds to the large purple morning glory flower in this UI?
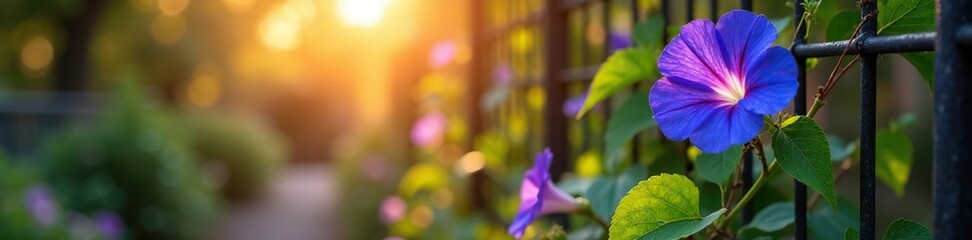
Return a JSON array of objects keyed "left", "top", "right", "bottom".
[
  {"left": 508, "top": 148, "right": 580, "bottom": 239},
  {"left": 650, "top": 10, "right": 797, "bottom": 153}
]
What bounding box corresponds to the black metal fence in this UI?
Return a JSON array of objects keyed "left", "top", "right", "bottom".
[{"left": 472, "top": 0, "right": 972, "bottom": 239}]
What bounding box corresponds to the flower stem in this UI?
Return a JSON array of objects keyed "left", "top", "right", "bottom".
[
  {"left": 719, "top": 159, "right": 779, "bottom": 229},
  {"left": 576, "top": 197, "right": 611, "bottom": 234},
  {"left": 806, "top": 97, "right": 826, "bottom": 118}
]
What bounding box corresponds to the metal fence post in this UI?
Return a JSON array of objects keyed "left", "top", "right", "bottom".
[
  {"left": 858, "top": 1, "right": 878, "bottom": 239},
  {"left": 791, "top": 1, "right": 809, "bottom": 239},
  {"left": 935, "top": 0, "right": 972, "bottom": 238}
]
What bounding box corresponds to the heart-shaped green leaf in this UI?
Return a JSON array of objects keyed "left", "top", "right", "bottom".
[
  {"left": 696, "top": 145, "right": 743, "bottom": 188},
  {"left": 882, "top": 218, "right": 931, "bottom": 240},
  {"left": 772, "top": 116, "right": 837, "bottom": 210},
  {"left": 576, "top": 48, "right": 655, "bottom": 118},
  {"left": 878, "top": 0, "right": 935, "bottom": 92},
  {"left": 748, "top": 202, "right": 795, "bottom": 232},
  {"left": 610, "top": 173, "right": 725, "bottom": 239}
]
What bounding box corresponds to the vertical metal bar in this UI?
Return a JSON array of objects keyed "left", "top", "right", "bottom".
[
  {"left": 739, "top": 0, "right": 755, "bottom": 225},
  {"left": 935, "top": 0, "right": 972, "bottom": 238},
  {"left": 629, "top": 0, "right": 642, "bottom": 163},
  {"left": 685, "top": 0, "right": 693, "bottom": 23},
  {"left": 859, "top": 0, "right": 878, "bottom": 239},
  {"left": 469, "top": 0, "right": 488, "bottom": 211},
  {"left": 545, "top": 0, "right": 569, "bottom": 227},
  {"left": 544, "top": 0, "right": 568, "bottom": 182},
  {"left": 709, "top": 0, "right": 717, "bottom": 20},
  {"left": 661, "top": 0, "right": 670, "bottom": 41},
  {"left": 791, "top": 0, "right": 808, "bottom": 239}
]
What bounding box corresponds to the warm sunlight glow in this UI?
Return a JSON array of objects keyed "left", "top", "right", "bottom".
[{"left": 337, "top": 0, "right": 390, "bottom": 27}]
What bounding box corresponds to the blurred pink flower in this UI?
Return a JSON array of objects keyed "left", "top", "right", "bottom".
[
  {"left": 429, "top": 41, "right": 457, "bottom": 69},
  {"left": 493, "top": 63, "right": 513, "bottom": 85},
  {"left": 379, "top": 196, "right": 407, "bottom": 225},
  {"left": 411, "top": 111, "right": 447, "bottom": 147}
]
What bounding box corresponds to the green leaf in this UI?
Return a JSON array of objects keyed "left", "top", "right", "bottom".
[
  {"left": 587, "top": 164, "right": 648, "bottom": 219},
  {"left": 845, "top": 228, "right": 860, "bottom": 240},
  {"left": 826, "top": 10, "right": 859, "bottom": 42},
  {"left": 877, "top": 0, "right": 935, "bottom": 35},
  {"left": 609, "top": 174, "right": 725, "bottom": 239},
  {"left": 604, "top": 91, "right": 656, "bottom": 172},
  {"left": 878, "top": 0, "right": 935, "bottom": 93},
  {"left": 576, "top": 49, "right": 655, "bottom": 118},
  {"left": 696, "top": 145, "right": 743, "bottom": 188},
  {"left": 748, "top": 202, "right": 795, "bottom": 232},
  {"left": 876, "top": 130, "right": 914, "bottom": 196},
  {"left": 883, "top": 218, "right": 931, "bottom": 240},
  {"left": 772, "top": 116, "right": 837, "bottom": 210},
  {"left": 900, "top": 52, "right": 934, "bottom": 92},
  {"left": 632, "top": 15, "right": 665, "bottom": 51}
]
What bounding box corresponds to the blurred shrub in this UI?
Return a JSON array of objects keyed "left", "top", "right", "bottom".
[
  {"left": 183, "top": 112, "right": 286, "bottom": 201},
  {"left": 37, "top": 84, "right": 219, "bottom": 239},
  {"left": 0, "top": 153, "right": 71, "bottom": 239}
]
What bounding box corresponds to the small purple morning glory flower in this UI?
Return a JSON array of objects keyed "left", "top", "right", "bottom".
[
  {"left": 608, "top": 32, "right": 634, "bottom": 52},
  {"left": 93, "top": 210, "right": 124, "bottom": 239},
  {"left": 508, "top": 148, "right": 580, "bottom": 239},
  {"left": 23, "top": 184, "right": 59, "bottom": 227},
  {"left": 650, "top": 10, "right": 797, "bottom": 153}
]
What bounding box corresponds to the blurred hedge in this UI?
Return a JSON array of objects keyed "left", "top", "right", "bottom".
[
  {"left": 37, "top": 84, "right": 219, "bottom": 239},
  {"left": 183, "top": 112, "right": 286, "bottom": 201}
]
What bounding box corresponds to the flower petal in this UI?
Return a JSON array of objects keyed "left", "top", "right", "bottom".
[
  {"left": 658, "top": 19, "right": 732, "bottom": 87},
  {"left": 649, "top": 77, "right": 726, "bottom": 141},
  {"left": 538, "top": 180, "right": 580, "bottom": 215},
  {"left": 689, "top": 106, "right": 763, "bottom": 153},
  {"left": 716, "top": 10, "right": 778, "bottom": 75},
  {"left": 739, "top": 46, "right": 798, "bottom": 114}
]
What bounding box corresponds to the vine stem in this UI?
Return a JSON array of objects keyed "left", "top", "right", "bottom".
[{"left": 719, "top": 159, "right": 779, "bottom": 229}]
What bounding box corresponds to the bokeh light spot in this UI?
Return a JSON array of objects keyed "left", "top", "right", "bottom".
[
  {"left": 455, "top": 151, "right": 486, "bottom": 176},
  {"left": 158, "top": 0, "right": 189, "bottom": 16},
  {"left": 409, "top": 205, "right": 434, "bottom": 228},
  {"left": 430, "top": 188, "right": 453, "bottom": 209},
  {"left": 151, "top": 14, "right": 186, "bottom": 46},
  {"left": 187, "top": 66, "right": 222, "bottom": 107},
  {"left": 20, "top": 36, "right": 54, "bottom": 70}
]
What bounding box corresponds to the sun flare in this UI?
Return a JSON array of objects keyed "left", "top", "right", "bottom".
[{"left": 337, "top": 0, "right": 390, "bottom": 27}]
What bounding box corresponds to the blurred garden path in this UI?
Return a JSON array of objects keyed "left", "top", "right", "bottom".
[{"left": 211, "top": 163, "right": 338, "bottom": 240}]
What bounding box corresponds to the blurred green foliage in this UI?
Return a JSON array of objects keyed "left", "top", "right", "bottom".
[
  {"left": 183, "top": 112, "right": 287, "bottom": 201},
  {"left": 0, "top": 153, "right": 71, "bottom": 240},
  {"left": 36, "top": 84, "right": 219, "bottom": 239}
]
